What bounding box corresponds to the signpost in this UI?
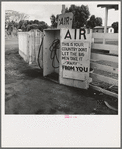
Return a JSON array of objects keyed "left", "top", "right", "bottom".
[{"left": 57, "top": 12, "right": 73, "bottom": 29}]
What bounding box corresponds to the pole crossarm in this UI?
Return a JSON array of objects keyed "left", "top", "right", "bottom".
[{"left": 97, "top": 4, "right": 118, "bottom": 10}]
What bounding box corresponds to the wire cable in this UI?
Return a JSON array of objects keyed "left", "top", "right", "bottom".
[{"left": 49, "top": 39, "right": 60, "bottom": 68}]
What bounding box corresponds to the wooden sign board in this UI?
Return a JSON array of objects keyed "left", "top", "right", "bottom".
[
  {"left": 59, "top": 28, "right": 91, "bottom": 89},
  {"left": 61, "top": 41, "right": 90, "bottom": 80},
  {"left": 57, "top": 12, "right": 73, "bottom": 29}
]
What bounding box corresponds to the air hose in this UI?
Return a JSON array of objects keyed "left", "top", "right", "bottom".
[
  {"left": 37, "top": 38, "right": 60, "bottom": 69},
  {"left": 49, "top": 39, "right": 60, "bottom": 68},
  {"left": 104, "top": 101, "right": 118, "bottom": 111}
]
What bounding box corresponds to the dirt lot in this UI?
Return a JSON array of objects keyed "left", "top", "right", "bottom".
[{"left": 5, "top": 37, "right": 118, "bottom": 114}]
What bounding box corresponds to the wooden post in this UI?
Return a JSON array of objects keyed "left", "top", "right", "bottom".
[
  {"left": 104, "top": 7, "right": 108, "bottom": 33},
  {"left": 89, "top": 28, "right": 94, "bottom": 50},
  {"left": 61, "top": 5, "right": 65, "bottom": 14}
]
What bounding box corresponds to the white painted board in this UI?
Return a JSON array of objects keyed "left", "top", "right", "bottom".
[{"left": 59, "top": 28, "right": 91, "bottom": 89}]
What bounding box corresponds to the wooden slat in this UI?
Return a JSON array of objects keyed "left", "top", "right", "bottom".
[
  {"left": 54, "top": 30, "right": 60, "bottom": 74},
  {"left": 109, "top": 49, "right": 118, "bottom": 55},
  {"left": 90, "top": 62, "right": 118, "bottom": 74},
  {"left": 63, "top": 70, "right": 86, "bottom": 80},
  {"left": 92, "top": 43, "right": 118, "bottom": 52},
  {"left": 43, "top": 30, "right": 55, "bottom": 76},
  {"left": 19, "top": 50, "right": 28, "bottom": 62},
  {"left": 90, "top": 84, "right": 118, "bottom": 98},
  {"left": 91, "top": 53, "right": 118, "bottom": 62},
  {"left": 104, "top": 33, "right": 118, "bottom": 40},
  {"left": 92, "top": 33, "right": 118, "bottom": 40},
  {"left": 18, "top": 32, "right": 29, "bottom": 62},
  {"left": 90, "top": 73, "right": 118, "bottom": 86},
  {"left": 92, "top": 33, "right": 104, "bottom": 38},
  {"left": 73, "top": 79, "right": 88, "bottom": 89}
]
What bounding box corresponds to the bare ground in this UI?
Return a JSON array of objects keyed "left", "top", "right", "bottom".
[{"left": 5, "top": 37, "right": 118, "bottom": 114}]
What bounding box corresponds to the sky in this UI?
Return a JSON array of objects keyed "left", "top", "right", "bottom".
[{"left": 2, "top": 1, "right": 120, "bottom": 26}]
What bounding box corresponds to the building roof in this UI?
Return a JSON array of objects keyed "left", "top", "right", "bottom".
[
  {"left": 97, "top": 4, "right": 118, "bottom": 10},
  {"left": 94, "top": 26, "right": 111, "bottom": 29}
]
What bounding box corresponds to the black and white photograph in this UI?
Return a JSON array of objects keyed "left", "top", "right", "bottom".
[{"left": 1, "top": 0, "right": 121, "bottom": 148}]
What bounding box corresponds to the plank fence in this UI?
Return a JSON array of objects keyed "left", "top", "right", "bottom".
[
  {"left": 18, "top": 29, "right": 43, "bottom": 65},
  {"left": 18, "top": 29, "right": 119, "bottom": 98},
  {"left": 90, "top": 32, "right": 118, "bottom": 98}
]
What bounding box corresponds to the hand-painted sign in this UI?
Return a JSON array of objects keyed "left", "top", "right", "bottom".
[
  {"left": 61, "top": 28, "right": 90, "bottom": 41},
  {"left": 57, "top": 12, "right": 73, "bottom": 29},
  {"left": 64, "top": 28, "right": 86, "bottom": 40},
  {"left": 60, "top": 28, "right": 91, "bottom": 81}
]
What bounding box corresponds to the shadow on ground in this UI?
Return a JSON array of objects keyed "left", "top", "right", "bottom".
[{"left": 5, "top": 38, "right": 118, "bottom": 115}]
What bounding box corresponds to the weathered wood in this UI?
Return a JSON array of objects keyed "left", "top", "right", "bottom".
[
  {"left": 59, "top": 28, "right": 91, "bottom": 89},
  {"left": 43, "top": 29, "right": 60, "bottom": 76},
  {"left": 90, "top": 73, "right": 118, "bottom": 86},
  {"left": 29, "top": 31, "right": 35, "bottom": 64},
  {"left": 54, "top": 30, "right": 60, "bottom": 74},
  {"left": 57, "top": 12, "right": 73, "bottom": 29},
  {"left": 92, "top": 33, "right": 118, "bottom": 40},
  {"left": 19, "top": 50, "right": 28, "bottom": 62},
  {"left": 43, "top": 30, "right": 55, "bottom": 76},
  {"left": 91, "top": 53, "right": 118, "bottom": 62},
  {"left": 18, "top": 30, "right": 43, "bottom": 64},
  {"left": 92, "top": 43, "right": 118, "bottom": 54},
  {"left": 18, "top": 32, "right": 29, "bottom": 62},
  {"left": 90, "top": 84, "right": 118, "bottom": 98},
  {"left": 63, "top": 70, "right": 86, "bottom": 80},
  {"left": 90, "top": 61, "right": 118, "bottom": 74}
]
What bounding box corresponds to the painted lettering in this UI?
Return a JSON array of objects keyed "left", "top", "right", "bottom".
[
  {"left": 79, "top": 28, "right": 86, "bottom": 40},
  {"left": 78, "top": 53, "right": 84, "bottom": 56},
  {"left": 79, "top": 57, "right": 83, "bottom": 61},
  {"left": 84, "top": 67, "right": 88, "bottom": 72},
  {"left": 70, "top": 52, "right": 77, "bottom": 56},
  {"left": 74, "top": 43, "right": 84, "bottom": 47},
  {"left": 62, "top": 57, "right": 69, "bottom": 60},
  {"left": 62, "top": 65, "right": 75, "bottom": 71},
  {"left": 70, "top": 42, "right": 73, "bottom": 46},
  {"left": 64, "top": 29, "right": 72, "bottom": 39},
  {"left": 70, "top": 57, "right": 78, "bottom": 61},
  {"left": 62, "top": 52, "right": 69, "bottom": 56},
  {"left": 76, "top": 67, "right": 88, "bottom": 72},
  {"left": 64, "top": 29, "right": 86, "bottom": 40},
  {"left": 66, "top": 17, "right": 69, "bottom": 25},
  {"left": 59, "top": 18, "right": 63, "bottom": 25},
  {"left": 62, "top": 47, "right": 77, "bottom": 52},
  {"left": 59, "top": 17, "right": 70, "bottom": 25},
  {"left": 67, "top": 61, "right": 77, "bottom": 65},
  {"left": 78, "top": 48, "right": 87, "bottom": 52},
  {"left": 62, "top": 42, "right": 69, "bottom": 46}
]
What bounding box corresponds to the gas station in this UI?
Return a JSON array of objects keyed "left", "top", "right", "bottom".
[{"left": 18, "top": 4, "right": 118, "bottom": 97}]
